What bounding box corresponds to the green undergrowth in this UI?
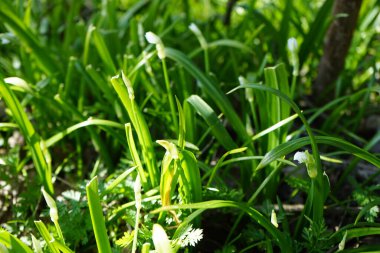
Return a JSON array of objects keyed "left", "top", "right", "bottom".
[{"left": 0, "top": 0, "right": 379, "bottom": 252}]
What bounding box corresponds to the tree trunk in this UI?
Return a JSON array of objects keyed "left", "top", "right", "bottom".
[{"left": 314, "top": 0, "right": 363, "bottom": 102}]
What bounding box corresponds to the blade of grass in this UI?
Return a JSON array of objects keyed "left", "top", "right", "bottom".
[
  {"left": 0, "top": 1, "right": 59, "bottom": 75},
  {"left": 111, "top": 72, "right": 159, "bottom": 186},
  {"left": 101, "top": 166, "right": 137, "bottom": 197},
  {"left": 0, "top": 77, "right": 54, "bottom": 194},
  {"left": 187, "top": 95, "right": 237, "bottom": 150},
  {"left": 125, "top": 123, "right": 149, "bottom": 190},
  {"left": 257, "top": 136, "right": 380, "bottom": 170},
  {"left": 86, "top": 176, "right": 112, "bottom": 253},
  {"left": 90, "top": 25, "right": 116, "bottom": 74},
  {"left": 165, "top": 47, "right": 250, "bottom": 143},
  {"left": 151, "top": 200, "right": 293, "bottom": 251},
  {"left": 228, "top": 83, "right": 325, "bottom": 239},
  {"left": 45, "top": 118, "right": 124, "bottom": 148},
  {"left": 34, "top": 221, "right": 59, "bottom": 253},
  {"left": 0, "top": 230, "right": 33, "bottom": 253}
]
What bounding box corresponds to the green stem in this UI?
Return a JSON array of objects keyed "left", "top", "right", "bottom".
[
  {"left": 132, "top": 207, "right": 140, "bottom": 253},
  {"left": 162, "top": 59, "right": 178, "bottom": 134},
  {"left": 53, "top": 220, "right": 65, "bottom": 245}
]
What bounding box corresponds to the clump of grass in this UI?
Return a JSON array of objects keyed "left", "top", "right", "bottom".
[{"left": 0, "top": 0, "right": 379, "bottom": 252}]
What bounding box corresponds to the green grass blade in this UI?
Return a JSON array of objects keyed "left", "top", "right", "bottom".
[
  {"left": 86, "top": 176, "right": 112, "bottom": 253},
  {"left": 45, "top": 118, "right": 124, "bottom": 148},
  {"left": 0, "top": 1, "right": 59, "bottom": 75},
  {"left": 257, "top": 136, "right": 380, "bottom": 169},
  {"left": 111, "top": 73, "right": 159, "bottom": 186},
  {"left": 328, "top": 225, "right": 380, "bottom": 247},
  {"left": 51, "top": 240, "right": 74, "bottom": 253},
  {"left": 250, "top": 113, "right": 298, "bottom": 142},
  {"left": 165, "top": 47, "right": 249, "bottom": 143},
  {"left": 151, "top": 200, "right": 293, "bottom": 251},
  {"left": 0, "top": 230, "right": 33, "bottom": 253},
  {"left": 0, "top": 77, "right": 54, "bottom": 194},
  {"left": 34, "top": 221, "right": 59, "bottom": 253},
  {"left": 206, "top": 147, "right": 247, "bottom": 187},
  {"left": 187, "top": 95, "right": 237, "bottom": 150},
  {"left": 90, "top": 25, "right": 117, "bottom": 74},
  {"left": 189, "top": 39, "right": 254, "bottom": 58},
  {"left": 125, "top": 123, "right": 149, "bottom": 189},
  {"left": 101, "top": 166, "right": 137, "bottom": 197}
]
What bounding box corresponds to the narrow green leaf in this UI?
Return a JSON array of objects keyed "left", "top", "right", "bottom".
[
  {"left": 258, "top": 136, "right": 380, "bottom": 170},
  {"left": 0, "top": 1, "right": 59, "bottom": 75},
  {"left": 165, "top": 48, "right": 249, "bottom": 143},
  {"left": 0, "top": 230, "right": 33, "bottom": 253},
  {"left": 151, "top": 200, "right": 292, "bottom": 251},
  {"left": 86, "top": 177, "right": 112, "bottom": 253},
  {"left": 102, "top": 166, "right": 137, "bottom": 197},
  {"left": 0, "top": 77, "right": 54, "bottom": 194},
  {"left": 187, "top": 95, "right": 237, "bottom": 150},
  {"left": 34, "top": 221, "right": 59, "bottom": 253}
]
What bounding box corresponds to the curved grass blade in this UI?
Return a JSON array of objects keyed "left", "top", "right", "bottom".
[
  {"left": 0, "top": 230, "right": 33, "bottom": 253},
  {"left": 250, "top": 113, "right": 298, "bottom": 142},
  {"left": 34, "top": 221, "right": 59, "bottom": 253},
  {"left": 165, "top": 48, "right": 249, "bottom": 143},
  {"left": 86, "top": 177, "right": 112, "bottom": 253},
  {"left": 151, "top": 200, "right": 293, "bottom": 251},
  {"left": 45, "top": 118, "right": 124, "bottom": 148},
  {"left": 101, "top": 166, "right": 137, "bottom": 197},
  {"left": 257, "top": 136, "right": 380, "bottom": 170},
  {"left": 0, "top": 77, "right": 54, "bottom": 194},
  {"left": 206, "top": 147, "right": 247, "bottom": 187},
  {"left": 327, "top": 224, "right": 380, "bottom": 247},
  {"left": 354, "top": 199, "right": 380, "bottom": 225},
  {"left": 126, "top": 123, "right": 148, "bottom": 189},
  {"left": 0, "top": 1, "right": 59, "bottom": 75},
  {"left": 189, "top": 39, "right": 254, "bottom": 58},
  {"left": 111, "top": 72, "right": 159, "bottom": 186},
  {"left": 187, "top": 95, "right": 237, "bottom": 150}
]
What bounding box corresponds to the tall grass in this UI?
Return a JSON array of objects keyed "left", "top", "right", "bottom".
[{"left": 0, "top": 0, "right": 379, "bottom": 252}]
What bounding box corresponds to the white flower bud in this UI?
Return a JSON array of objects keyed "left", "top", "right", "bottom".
[
  {"left": 294, "top": 151, "right": 308, "bottom": 164},
  {"left": 294, "top": 150, "right": 317, "bottom": 178},
  {"left": 145, "top": 32, "right": 161, "bottom": 44},
  {"left": 145, "top": 32, "right": 166, "bottom": 59},
  {"left": 287, "top": 38, "right": 298, "bottom": 53},
  {"left": 189, "top": 23, "right": 208, "bottom": 50},
  {"left": 134, "top": 174, "right": 142, "bottom": 210},
  {"left": 41, "top": 188, "right": 59, "bottom": 223},
  {"left": 271, "top": 209, "right": 278, "bottom": 228}
]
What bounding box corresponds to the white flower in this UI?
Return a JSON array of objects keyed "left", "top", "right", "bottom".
[
  {"left": 294, "top": 151, "right": 308, "bottom": 164},
  {"left": 294, "top": 150, "right": 317, "bottom": 178},
  {"left": 145, "top": 32, "right": 161, "bottom": 44},
  {"left": 287, "top": 37, "right": 299, "bottom": 75},
  {"left": 179, "top": 225, "right": 203, "bottom": 247},
  {"left": 287, "top": 38, "right": 298, "bottom": 53},
  {"left": 145, "top": 32, "right": 166, "bottom": 59}
]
